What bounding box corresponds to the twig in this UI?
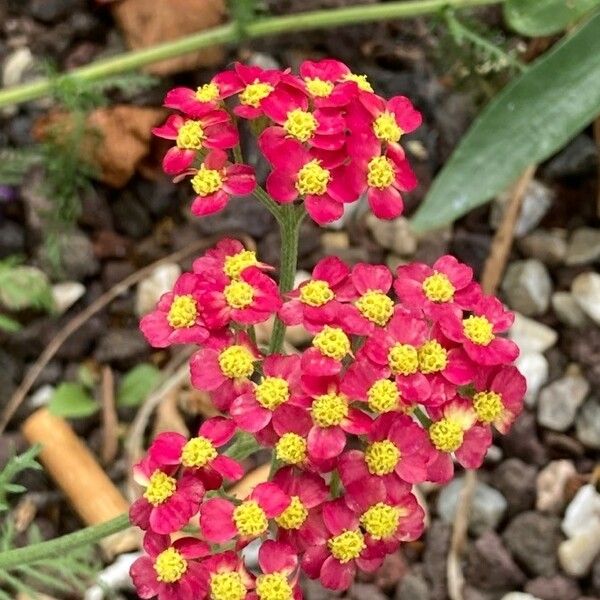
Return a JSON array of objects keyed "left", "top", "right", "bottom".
[
  {"left": 100, "top": 366, "right": 118, "bottom": 465},
  {"left": 594, "top": 117, "right": 600, "bottom": 218},
  {"left": 447, "top": 165, "right": 536, "bottom": 600}
]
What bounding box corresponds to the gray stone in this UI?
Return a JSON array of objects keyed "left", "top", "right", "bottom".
[
  {"left": 517, "top": 229, "right": 567, "bottom": 266},
  {"left": 366, "top": 213, "right": 417, "bottom": 256},
  {"left": 38, "top": 230, "right": 100, "bottom": 281},
  {"left": 0, "top": 220, "right": 25, "bottom": 259},
  {"left": 544, "top": 134, "right": 598, "bottom": 178},
  {"left": 501, "top": 411, "right": 548, "bottom": 466},
  {"left": 95, "top": 328, "right": 148, "bottom": 365},
  {"left": 502, "top": 260, "right": 552, "bottom": 316},
  {"left": 515, "top": 352, "right": 549, "bottom": 407},
  {"left": 437, "top": 477, "right": 507, "bottom": 535},
  {"left": 524, "top": 575, "right": 580, "bottom": 600},
  {"left": 135, "top": 263, "right": 181, "bottom": 317},
  {"left": 395, "top": 570, "right": 430, "bottom": 600},
  {"left": 562, "top": 484, "right": 600, "bottom": 539},
  {"left": 565, "top": 227, "right": 600, "bottom": 265},
  {"left": 551, "top": 292, "right": 590, "bottom": 328},
  {"left": 571, "top": 272, "right": 600, "bottom": 325},
  {"left": 491, "top": 458, "right": 537, "bottom": 516},
  {"left": 30, "top": 0, "right": 84, "bottom": 23},
  {"left": 535, "top": 460, "right": 577, "bottom": 514},
  {"left": 501, "top": 594, "right": 541, "bottom": 600},
  {"left": 575, "top": 398, "right": 600, "bottom": 449},
  {"left": 423, "top": 520, "right": 451, "bottom": 600},
  {"left": 349, "top": 583, "right": 388, "bottom": 600},
  {"left": 537, "top": 373, "right": 590, "bottom": 431},
  {"left": 508, "top": 313, "right": 557, "bottom": 353}
]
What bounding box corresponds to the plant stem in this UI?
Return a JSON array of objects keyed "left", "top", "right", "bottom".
[
  {"left": 0, "top": 514, "right": 130, "bottom": 570},
  {"left": 0, "top": 0, "right": 502, "bottom": 109}
]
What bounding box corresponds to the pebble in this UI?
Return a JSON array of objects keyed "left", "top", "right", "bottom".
[
  {"left": 135, "top": 263, "right": 181, "bottom": 316},
  {"left": 51, "top": 282, "right": 86, "bottom": 315},
  {"left": 551, "top": 292, "right": 590, "bottom": 328},
  {"left": 544, "top": 134, "right": 598, "bottom": 178},
  {"left": 535, "top": 460, "right": 577, "bottom": 514},
  {"left": 30, "top": 0, "right": 84, "bottom": 23},
  {"left": 502, "top": 260, "right": 552, "bottom": 316},
  {"left": 28, "top": 384, "right": 55, "bottom": 410},
  {"left": 565, "top": 227, "right": 600, "bottom": 265},
  {"left": 366, "top": 214, "right": 417, "bottom": 256},
  {"left": 321, "top": 231, "right": 350, "bottom": 251},
  {"left": 423, "top": 520, "right": 451, "bottom": 600},
  {"left": 2, "top": 48, "right": 35, "bottom": 88},
  {"left": 508, "top": 313, "right": 557, "bottom": 354},
  {"left": 349, "top": 583, "right": 387, "bottom": 600},
  {"left": 517, "top": 229, "right": 567, "bottom": 266},
  {"left": 501, "top": 594, "right": 541, "bottom": 600},
  {"left": 395, "top": 569, "right": 430, "bottom": 600},
  {"left": 38, "top": 230, "right": 100, "bottom": 281},
  {"left": 491, "top": 458, "right": 537, "bottom": 516},
  {"left": 94, "top": 328, "right": 148, "bottom": 365},
  {"left": 501, "top": 410, "right": 548, "bottom": 465},
  {"left": 575, "top": 398, "right": 600, "bottom": 449},
  {"left": 524, "top": 575, "right": 580, "bottom": 600},
  {"left": 537, "top": 372, "right": 589, "bottom": 431},
  {"left": 515, "top": 352, "right": 549, "bottom": 407},
  {"left": 0, "top": 220, "right": 25, "bottom": 258},
  {"left": 437, "top": 477, "right": 507, "bottom": 536},
  {"left": 562, "top": 484, "right": 600, "bottom": 539},
  {"left": 571, "top": 272, "right": 600, "bottom": 325},
  {"left": 558, "top": 518, "right": 600, "bottom": 577}
]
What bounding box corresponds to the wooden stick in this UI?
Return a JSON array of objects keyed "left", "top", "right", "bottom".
[{"left": 101, "top": 366, "right": 119, "bottom": 465}]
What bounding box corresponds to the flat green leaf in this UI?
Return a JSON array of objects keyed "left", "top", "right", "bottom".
[
  {"left": 225, "top": 432, "right": 261, "bottom": 461},
  {"left": 48, "top": 382, "right": 98, "bottom": 418},
  {"left": 504, "top": 0, "right": 600, "bottom": 36},
  {"left": 0, "top": 314, "right": 22, "bottom": 333},
  {"left": 117, "top": 363, "right": 161, "bottom": 408},
  {"left": 0, "top": 263, "right": 54, "bottom": 312},
  {"left": 412, "top": 13, "right": 600, "bottom": 233}
]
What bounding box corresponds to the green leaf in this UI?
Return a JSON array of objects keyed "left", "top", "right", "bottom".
[
  {"left": 116, "top": 363, "right": 161, "bottom": 408},
  {"left": 0, "top": 315, "right": 22, "bottom": 333},
  {"left": 504, "top": 0, "right": 600, "bottom": 36},
  {"left": 412, "top": 13, "right": 600, "bottom": 233},
  {"left": 0, "top": 263, "right": 54, "bottom": 312},
  {"left": 48, "top": 383, "right": 98, "bottom": 418},
  {"left": 225, "top": 432, "right": 261, "bottom": 461}
]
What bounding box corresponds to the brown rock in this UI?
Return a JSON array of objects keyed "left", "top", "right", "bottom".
[{"left": 524, "top": 575, "right": 580, "bottom": 600}]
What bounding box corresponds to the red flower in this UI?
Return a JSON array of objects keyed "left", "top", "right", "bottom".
[
  {"left": 197, "top": 551, "right": 255, "bottom": 600},
  {"left": 140, "top": 273, "right": 209, "bottom": 348},
  {"left": 130, "top": 531, "right": 209, "bottom": 600},
  {"left": 153, "top": 112, "right": 238, "bottom": 174},
  {"left": 247, "top": 540, "right": 302, "bottom": 600}
]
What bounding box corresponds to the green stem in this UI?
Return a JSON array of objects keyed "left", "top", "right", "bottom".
[
  {"left": 0, "top": 514, "right": 130, "bottom": 570},
  {"left": 0, "top": 0, "right": 502, "bottom": 109}
]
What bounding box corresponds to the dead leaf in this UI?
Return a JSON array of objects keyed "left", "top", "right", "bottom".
[{"left": 112, "top": 0, "right": 227, "bottom": 76}]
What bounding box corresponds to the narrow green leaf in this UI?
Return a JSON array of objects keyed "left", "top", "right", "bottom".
[
  {"left": 504, "top": 0, "right": 600, "bottom": 36},
  {"left": 412, "top": 13, "right": 600, "bottom": 232},
  {"left": 0, "top": 314, "right": 22, "bottom": 333},
  {"left": 48, "top": 382, "right": 98, "bottom": 418},
  {"left": 225, "top": 432, "right": 261, "bottom": 461},
  {"left": 116, "top": 363, "right": 161, "bottom": 408}
]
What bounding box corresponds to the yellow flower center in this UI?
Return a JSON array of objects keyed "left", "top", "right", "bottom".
[
  {"left": 418, "top": 340, "right": 448, "bottom": 374},
  {"left": 296, "top": 160, "right": 331, "bottom": 196},
  {"left": 304, "top": 77, "right": 334, "bottom": 98},
  {"left": 367, "top": 156, "right": 395, "bottom": 189},
  {"left": 195, "top": 82, "right": 220, "bottom": 102},
  {"left": 154, "top": 547, "right": 188, "bottom": 583},
  {"left": 256, "top": 377, "right": 290, "bottom": 410},
  {"left": 365, "top": 440, "right": 400, "bottom": 475},
  {"left": 224, "top": 250, "right": 258, "bottom": 279},
  {"left": 256, "top": 573, "right": 293, "bottom": 600},
  {"left": 218, "top": 345, "right": 255, "bottom": 379},
  {"left": 343, "top": 73, "right": 374, "bottom": 92},
  {"left": 355, "top": 290, "right": 394, "bottom": 326},
  {"left": 312, "top": 326, "right": 350, "bottom": 361},
  {"left": 143, "top": 470, "right": 177, "bottom": 506},
  {"left": 473, "top": 391, "right": 503, "bottom": 423},
  {"left": 176, "top": 120, "right": 205, "bottom": 150},
  {"left": 299, "top": 280, "right": 334, "bottom": 307},
  {"left": 233, "top": 500, "right": 269, "bottom": 537},
  {"left": 311, "top": 392, "right": 348, "bottom": 428},
  {"left": 283, "top": 108, "right": 318, "bottom": 142},
  {"left": 388, "top": 343, "right": 419, "bottom": 376},
  {"left": 191, "top": 165, "right": 224, "bottom": 197},
  {"left": 275, "top": 433, "right": 307, "bottom": 465},
  {"left": 422, "top": 272, "right": 455, "bottom": 303},
  {"left": 367, "top": 379, "right": 399, "bottom": 413},
  {"left": 328, "top": 530, "right": 365, "bottom": 563},
  {"left": 224, "top": 280, "right": 254, "bottom": 309},
  {"left": 167, "top": 294, "right": 198, "bottom": 329},
  {"left": 240, "top": 81, "right": 274, "bottom": 107},
  {"left": 275, "top": 495, "right": 308, "bottom": 530},
  {"left": 463, "top": 315, "right": 495, "bottom": 346},
  {"left": 360, "top": 503, "right": 402, "bottom": 540},
  {"left": 181, "top": 436, "right": 217, "bottom": 468},
  {"left": 210, "top": 572, "right": 247, "bottom": 600},
  {"left": 373, "top": 112, "right": 402, "bottom": 143},
  {"left": 429, "top": 418, "right": 464, "bottom": 453}
]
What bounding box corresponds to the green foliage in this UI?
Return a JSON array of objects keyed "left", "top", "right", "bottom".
[
  {"left": 0, "top": 315, "right": 22, "bottom": 333},
  {"left": 0, "top": 148, "right": 42, "bottom": 186},
  {"left": 412, "top": 12, "right": 600, "bottom": 232},
  {"left": 225, "top": 431, "right": 262, "bottom": 460},
  {"left": 0, "top": 445, "right": 42, "bottom": 512},
  {"left": 117, "top": 363, "right": 161, "bottom": 408},
  {"left": 504, "top": 0, "right": 600, "bottom": 36},
  {"left": 48, "top": 382, "right": 98, "bottom": 419},
  {"left": 0, "top": 256, "right": 54, "bottom": 313}
]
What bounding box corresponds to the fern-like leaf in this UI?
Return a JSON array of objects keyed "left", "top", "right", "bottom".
[{"left": 0, "top": 445, "right": 42, "bottom": 512}]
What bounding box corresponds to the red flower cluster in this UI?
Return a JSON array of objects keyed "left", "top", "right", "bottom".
[
  {"left": 153, "top": 59, "right": 421, "bottom": 224},
  {"left": 131, "top": 239, "right": 526, "bottom": 599}
]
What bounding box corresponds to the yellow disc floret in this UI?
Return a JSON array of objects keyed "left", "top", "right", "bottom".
[
  {"left": 367, "top": 156, "right": 395, "bottom": 189},
  {"left": 224, "top": 280, "right": 254, "bottom": 309},
  {"left": 176, "top": 120, "right": 205, "bottom": 150},
  {"left": 343, "top": 73, "right": 374, "bottom": 92},
  {"left": 299, "top": 280, "right": 334, "bottom": 307},
  {"left": 429, "top": 418, "right": 464, "bottom": 453},
  {"left": 365, "top": 440, "right": 400, "bottom": 475},
  {"left": 233, "top": 500, "right": 269, "bottom": 537},
  {"left": 312, "top": 326, "right": 350, "bottom": 360},
  {"left": 154, "top": 547, "right": 188, "bottom": 583},
  {"left": 355, "top": 290, "right": 394, "bottom": 326},
  {"left": 367, "top": 379, "right": 399, "bottom": 413},
  {"left": 418, "top": 340, "right": 448, "bottom": 374},
  {"left": 463, "top": 315, "right": 494, "bottom": 346},
  {"left": 256, "top": 377, "right": 290, "bottom": 410},
  {"left": 328, "top": 530, "right": 365, "bottom": 563},
  {"left": 296, "top": 160, "right": 331, "bottom": 196},
  {"left": 473, "top": 391, "right": 503, "bottom": 423},
  {"left": 275, "top": 495, "right": 308, "bottom": 530},
  {"left": 284, "top": 109, "right": 318, "bottom": 142},
  {"left": 256, "top": 573, "right": 293, "bottom": 600},
  {"left": 181, "top": 436, "right": 217, "bottom": 468},
  {"left": 224, "top": 250, "right": 258, "bottom": 279},
  {"left": 144, "top": 470, "right": 177, "bottom": 506},
  {"left": 210, "top": 572, "right": 247, "bottom": 600},
  {"left": 312, "top": 393, "right": 348, "bottom": 428},
  {"left": 218, "top": 345, "right": 255, "bottom": 379},
  {"left": 275, "top": 433, "right": 307, "bottom": 465},
  {"left": 373, "top": 112, "right": 402, "bottom": 143},
  {"left": 195, "top": 82, "right": 220, "bottom": 102},
  {"left": 422, "top": 272, "right": 455, "bottom": 303},
  {"left": 388, "top": 343, "right": 419, "bottom": 376},
  {"left": 191, "top": 165, "right": 224, "bottom": 197},
  {"left": 239, "top": 81, "right": 274, "bottom": 107},
  {"left": 167, "top": 294, "right": 198, "bottom": 329},
  {"left": 304, "top": 77, "right": 334, "bottom": 98},
  {"left": 360, "top": 503, "right": 401, "bottom": 540}
]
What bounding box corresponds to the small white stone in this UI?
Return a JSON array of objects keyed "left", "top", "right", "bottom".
[
  {"left": 537, "top": 373, "right": 589, "bottom": 431},
  {"left": 51, "top": 282, "right": 86, "bottom": 315},
  {"left": 502, "top": 259, "right": 552, "bottom": 316},
  {"left": 501, "top": 593, "right": 542, "bottom": 600},
  {"left": 135, "top": 263, "right": 181, "bottom": 316},
  {"left": 562, "top": 484, "right": 600, "bottom": 538},
  {"left": 551, "top": 292, "right": 590, "bottom": 328},
  {"left": 84, "top": 552, "right": 140, "bottom": 600},
  {"left": 536, "top": 460, "right": 577, "bottom": 513},
  {"left": 509, "top": 313, "right": 557, "bottom": 353},
  {"left": 571, "top": 272, "right": 600, "bottom": 325},
  {"left": 558, "top": 518, "right": 600, "bottom": 577},
  {"left": 366, "top": 213, "right": 417, "bottom": 256},
  {"left": 2, "top": 47, "right": 34, "bottom": 87},
  {"left": 515, "top": 352, "right": 549, "bottom": 407},
  {"left": 28, "top": 384, "right": 55, "bottom": 409}
]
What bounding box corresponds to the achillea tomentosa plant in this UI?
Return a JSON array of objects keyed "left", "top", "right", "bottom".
[{"left": 130, "top": 59, "right": 526, "bottom": 600}]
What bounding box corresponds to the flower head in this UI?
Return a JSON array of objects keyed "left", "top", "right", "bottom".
[{"left": 198, "top": 551, "right": 255, "bottom": 600}]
